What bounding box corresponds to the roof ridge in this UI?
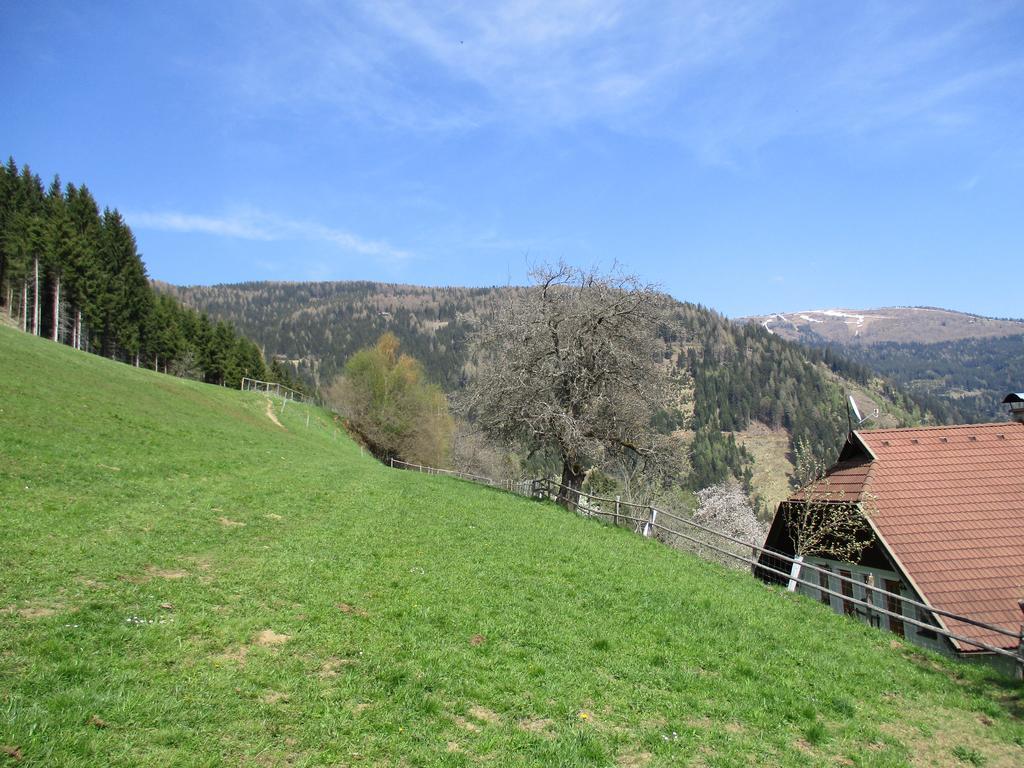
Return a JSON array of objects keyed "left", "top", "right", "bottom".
[
  {"left": 857, "top": 421, "right": 1021, "bottom": 436},
  {"left": 859, "top": 460, "right": 878, "bottom": 505}
]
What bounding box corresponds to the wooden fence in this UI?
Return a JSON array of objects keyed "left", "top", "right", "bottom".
[{"left": 240, "top": 377, "right": 310, "bottom": 403}]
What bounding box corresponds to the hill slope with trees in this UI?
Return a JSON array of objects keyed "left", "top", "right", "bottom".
[
  {"left": 739, "top": 306, "right": 1024, "bottom": 423},
  {"left": 163, "top": 280, "right": 940, "bottom": 507}
]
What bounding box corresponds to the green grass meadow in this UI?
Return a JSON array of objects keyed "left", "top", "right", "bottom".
[{"left": 1, "top": 326, "right": 1022, "bottom": 767}]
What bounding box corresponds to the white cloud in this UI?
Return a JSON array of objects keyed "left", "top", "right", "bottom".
[
  {"left": 364, "top": 0, "right": 781, "bottom": 128},
  {"left": 127, "top": 209, "right": 411, "bottom": 263},
  {"left": 219, "top": 1, "right": 1024, "bottom": 160},
  {"left": 128, "top": 211, "right": 276, "bottom": 241}
]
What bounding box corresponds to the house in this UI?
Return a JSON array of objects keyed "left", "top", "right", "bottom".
[{"left": 760, "top": 397, "right": 1024, "bottom": 673}]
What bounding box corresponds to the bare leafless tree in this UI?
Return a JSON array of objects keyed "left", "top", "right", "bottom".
[{"left": 462, "top": 262, "right": 678, "bottom": 509}]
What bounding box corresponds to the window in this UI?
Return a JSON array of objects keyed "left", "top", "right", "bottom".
[
  {"left": 916, "top": 610, "right": 938, "bottom": 640},
  {"left": 818, "top": 568, "right": 831, "bottom": 605},
  {"left": 884, "top": 579, "right": 904, "bottom": 638},
  {"left": 839, "top": 569, "right": 855, "bottom": 615}
]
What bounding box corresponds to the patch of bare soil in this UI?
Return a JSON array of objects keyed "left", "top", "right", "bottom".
[
  {"left": 518, "top": 717, "right": 554, "bottom": 736},
  {"left": 251, "top": 749, "right": 305, "bottom": 767},
  {"left": 792, "top": 739, "right": 815, "bottom": 755},
  {"left": 215, "top": 646, "right": 249, "bottom": 666},
  {"left": 317, "top": 657, "right": 356, "bottom": 678},
  {"left": 218, "top": 517, "right": 246, "bottom": 527},
  {"left": 187, "top": 555, "right": 214, "bottom": 570},
  {"left": 262, "top": 691, "right": 289, "bottom": 705},
  {"left": 266, "top": 513, "right": 283, "bottom": 520},
  {"left": 253, "top": 629, "right": 290, "bottom": 646},
  {"left": 879, "top": 705, "right": 1024, "bottom": 768},
  {"left": 468, "top": 705, "right": 502, "bottom": 725},
  {"left": 144, "top": 566, "right": 189, "bottom": 580},
  {"left": 265, "top": 399, "right": 285, "bottom": 429},
  {"left": 469, "top": 634, "right": 486, "bottom": 646},
  {"left": 1, "top": 605, "right": 59, "bottom": 619},
  {"left": 616, "top": 751, "right": 652, "bottom": 767},
  {"left": 336, "top": 603, "right": 368, "bottom": 617},
  {"left": 88, "top": 715, "right": 108, "bottom": 729},
  {"left": 453, "top": 716, "right": 480, "bottom": 733},
  {"left": 75, "top": 577, "right": 106, "bottom": 590},
  {"left": 576, "top": 709, "right": 596, "bottom": 725},
  {"left": 2, "top": 745, "right": 24, "bottom": 761}
]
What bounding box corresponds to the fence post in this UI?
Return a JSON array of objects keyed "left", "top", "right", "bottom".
[
  {"left": 390, "top": 457, "right": 394, "bottom": 469},
  {"left": 864, "top": 573, "right": 876, "bottom": 627},
  {"left": 1017, "top": 600, "right": 1024, "bottom": 680},
  {"left": 786, "top": 555, "right": 804, "bottom": 592},
  {"left": 643, "top": 507, "right": 657, "bottom": 538},
  {"left": 615, "top": 496, "right": 620, "bottom": 526}
]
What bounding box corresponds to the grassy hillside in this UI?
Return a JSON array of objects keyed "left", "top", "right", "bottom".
[{"left": 1, "top": 326, "right": 1022, "bottom": 767}]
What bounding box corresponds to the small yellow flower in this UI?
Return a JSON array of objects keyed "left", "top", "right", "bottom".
[{"left": 578, "top": 711, "right": 589, "bottom": 720}]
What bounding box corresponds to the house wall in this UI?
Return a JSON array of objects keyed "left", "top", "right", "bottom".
[{"left": 799, "top": 556, "right": 951, "bottom": 656}]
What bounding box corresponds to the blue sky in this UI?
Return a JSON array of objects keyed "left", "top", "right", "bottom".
[{"left": 4, "top": 1, "right": 1023, "bottom": 318}]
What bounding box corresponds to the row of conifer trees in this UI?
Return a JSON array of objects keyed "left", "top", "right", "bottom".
[{"left": 0, "top": 156, "right": 291, "bottom": 390}]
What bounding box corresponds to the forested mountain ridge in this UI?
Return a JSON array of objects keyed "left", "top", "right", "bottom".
[
  {"left": 162, "top": 280, "right": 939, "bottom": 506},
  {"left": 738, "top": 306, "right": 1024, "bottom": 423},
  {"left": 156, "top": 280, "right": 493, "bottom": 390}
]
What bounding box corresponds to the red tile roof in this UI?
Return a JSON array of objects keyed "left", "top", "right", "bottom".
[{"left": 796, "top": 422, "right": 1024, "bottom": 652}]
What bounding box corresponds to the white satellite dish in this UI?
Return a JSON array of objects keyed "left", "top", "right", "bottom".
[
  {"left": 848, "top": 394, "right": 878, "bottom": 427},
  {"left": 848, "top": 395, "right": 863, "bottom": 424}
]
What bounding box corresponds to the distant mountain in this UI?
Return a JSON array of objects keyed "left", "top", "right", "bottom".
[
  {"left": 738, "top": 306, "right": 1024, "bottom": 424},
  {"left": 739, "top": 306, "right": 1024, "bottom": 345}
]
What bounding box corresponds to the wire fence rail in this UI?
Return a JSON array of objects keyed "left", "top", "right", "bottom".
[
  {"left": 388, "top": 460, "right": 1024, "bottom": 671},
  {"left": 389, "top": 458, "right": 534, "bottom": 496},
  {"left": 240, "top": 377, "right": 311, "bottom": 403}
]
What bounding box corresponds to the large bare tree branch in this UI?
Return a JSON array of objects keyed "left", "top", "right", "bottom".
[{"left": 461, "top": 262, "right": 678, "bottom": 508}]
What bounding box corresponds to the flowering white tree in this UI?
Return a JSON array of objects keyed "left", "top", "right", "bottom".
[{"left": 693, "top": 481, "right": 766, "bottom": 549}]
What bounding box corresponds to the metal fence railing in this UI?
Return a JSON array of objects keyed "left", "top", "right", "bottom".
[{"left": 388, "top": 460, "right": 1024, "bottom": 670}]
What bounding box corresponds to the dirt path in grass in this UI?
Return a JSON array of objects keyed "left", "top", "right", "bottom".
[{"left": 265, "top": 399, "right": 285, "bottom": 429}]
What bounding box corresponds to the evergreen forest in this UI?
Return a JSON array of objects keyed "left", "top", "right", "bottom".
[{"left": 0, "top": 157, "right": 283, "bottom": 390}]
